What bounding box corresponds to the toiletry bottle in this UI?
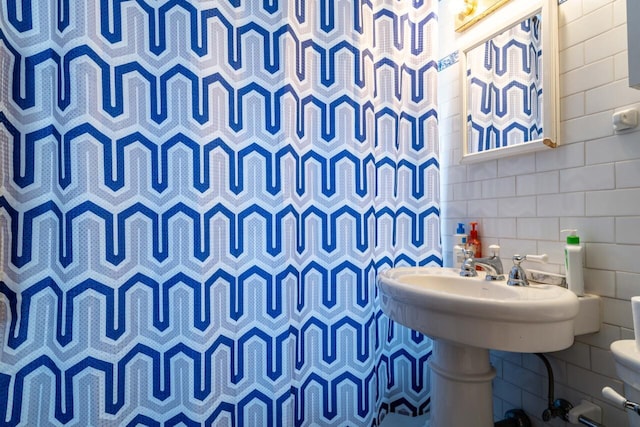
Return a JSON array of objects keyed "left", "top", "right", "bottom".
[
  {"left": 466, "top": 222, "right": 482, "bottom": 258},
  {"left": 562, "top": 229, "right": 584, "bottom": 296},
  {"left": 453, "top": 223, "right": 467, "bottom": 267}
]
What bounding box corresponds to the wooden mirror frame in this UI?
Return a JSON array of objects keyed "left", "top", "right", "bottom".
[{"left": 459, "top": 0, "right": 559, "bottom": 164}]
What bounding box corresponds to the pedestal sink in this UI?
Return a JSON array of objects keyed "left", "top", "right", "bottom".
[{"left": 377, "top": 267, "right": 581, "bottom": 427}]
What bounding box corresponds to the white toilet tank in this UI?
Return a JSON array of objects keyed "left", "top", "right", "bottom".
[{"left": 611, "top": 340, "right": 640, "bottom": 427}]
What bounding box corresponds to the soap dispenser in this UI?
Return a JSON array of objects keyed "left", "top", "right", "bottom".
[
  {"left": 467, "top": 222, "right": 481, "bottom": 258},
  {"left": 562, "top": 229, "right": 584, "bottom": 296},
  {"left": 453, "top": 223, "right": 467, "bottom": 267}
]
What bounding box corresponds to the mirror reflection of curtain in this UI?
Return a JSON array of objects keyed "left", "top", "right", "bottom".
[{"left": 467, "top": 16, "right": 542, "bottom": 152}]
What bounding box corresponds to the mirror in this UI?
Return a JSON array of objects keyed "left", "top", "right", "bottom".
[{"left": 460, "top": 0, "right": 559, "bottom": 163}]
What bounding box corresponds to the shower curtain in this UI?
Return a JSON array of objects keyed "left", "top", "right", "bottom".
[
  {"left": 0, "top": 1, "right": 441, "bottom": 425},
  {"left": 466, "top": 15, "right": 542, "bottom": 152}
]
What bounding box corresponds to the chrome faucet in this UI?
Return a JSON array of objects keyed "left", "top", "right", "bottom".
[
  {"left": 507, "top": 255, "right": 529, "bottom": 286},
  {"left": 507, "top": 254, "right": 549, "bottom": 286},
  {"left": 459, "top": 245, "right": 505, "bottom": 281}
]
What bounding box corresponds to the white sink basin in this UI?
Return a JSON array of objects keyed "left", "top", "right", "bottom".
[
  {"left": 378, "top": 266, "right": 579, "bottom": 353},
  {"left": 377, "top": 266, "right": 587, "bottom": 426}
]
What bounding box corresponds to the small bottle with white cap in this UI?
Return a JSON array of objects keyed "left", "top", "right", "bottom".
[{"left": 562, "top": 229, "right": 584, "bottom": 296}]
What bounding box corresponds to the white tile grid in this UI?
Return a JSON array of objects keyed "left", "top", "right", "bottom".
[
  {"left": 590, "top": 345, "right": 618, "bottom": 377},
  {"left": 535, "top": 142, "right": 585, "bottom": 172},
  {"left": 517, "top": 217, "right": 560, "bottom": 240},
  {"left": 561, "top": 58, "right": 615, "bottom": 98},
  {"left": 453, "top": 180, "right": 482, "bottom": 200},
  {"left": 584, "top": 267, "right": 616, "bottom": 297},
  {"left": 617, "top": 271, "right": 640, "bottom": 298},
  {"left": 468, "top": 198, "right": 499, "bottom": 218},
  {"left": 559, "top": 3, "right": 614, "bottom": 51},
  {"left": 585, "top": 128, "right": 640, "bottom": 165},
  {"left": 586, "top": 79, "right": 640, "bottom": 114},
  {"left": 537, "top": 192, "right": 586, "bottom": 217},
  {"left": 439, "top": 0, "right": 640, "bottom": 424},
  {"left": 498, "top": 152, "right": 537, "bottom": 177},
  {"left": 587, "top": 188, "right": 640, "bottom": 216},
  {"left": 482, "top": 176, "right": 516, "bottom": 199},
  {"left": 560, "top": 92, "right": 585, "bottom": 121},
  {"left": 581, "top": 0, "right": 614, "bottom": 16},
  {"left": 481, "top": 217, "right": 517, "bottom": 239},
  {"left": 516, "top": 171, "right": 560, "bottom": 196},
  {"left": 559, "top": 216, "right": 616, "bottom": 242},
  {"left": 576, "top": 322, "right": 621, "bottom": 348},
  {"left": 537, "top": 240, "right": 566, "bottom": 267},
  {"left": 559, "top": 164, "right": 615, "bottom": 192},
  {"left": 622, "top": 327, "right": 635, "bottom": 340},
  {"left": 559, "top": 43, "right": 585, "bottom": 74},
  {"left": 498, "top": 196, "right": 537, "bottom": 217},
  {"left": 615, "top": 158, "right": 640, "bottom": 189},
  {"left": 615, "top": 50, "right": 629, "bottom": 80},
  {"left": 584, "top": 24, "right": 627, "bottom": 64},
  {"left": 616, "top": 217, "right": 640, "bottom": 244},
  {"left": 613, "top": 0, "right": 627, "bottom": 27},
  {"left": 441, "top": 182, "right": 454, "bottom": 202},
  {"left": 560, "top": 110, "right": 614, "bottom": 144}
]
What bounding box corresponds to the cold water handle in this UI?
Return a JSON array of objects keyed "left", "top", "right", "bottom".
[
  {"left": 507, "top": 254, "right": 548, "bottom": 286},
  {"left": 603, "top": 386, "right": 640, "bottom": 416}
]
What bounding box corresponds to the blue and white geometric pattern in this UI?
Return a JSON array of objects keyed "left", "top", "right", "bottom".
[
  {"left": 0, "top": 1, "right": 441, "bottom": 425},
  {"left": 466, "top": 16, "right": 542, "bottom": 152}
]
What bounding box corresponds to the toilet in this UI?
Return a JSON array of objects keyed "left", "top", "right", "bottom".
[{"left": 610, "top": 340, "right": 640, "bottom": 427}]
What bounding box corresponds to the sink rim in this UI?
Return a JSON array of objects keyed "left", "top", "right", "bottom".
[
  {"left": 377, "top": 266, "right": 580, "bottom": 352},
  {"left": 378, "top": 266, "right": 579, "bottom": 323}
]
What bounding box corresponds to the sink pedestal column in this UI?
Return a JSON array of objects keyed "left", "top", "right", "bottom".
[{"left": 428, "top": 340, "right": 496, "bottom": 427}]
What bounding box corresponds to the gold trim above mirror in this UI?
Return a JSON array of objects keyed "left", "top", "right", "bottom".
[
  {"left": 459, "top": 0, "right": 559, "bottom": 164},
  {"left": 455, "top": 0, "right": 513, "bottom": 32}
]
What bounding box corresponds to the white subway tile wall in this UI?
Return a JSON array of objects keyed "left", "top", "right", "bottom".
[
  {"left": 516, "top": 171, "right": 560, "bottom": 196},
  {"left": 561, "top": 92, "right": 585, "bottom": 121},
  {"left": 439, "top": 0, "right": 638, "bottom": 425}
]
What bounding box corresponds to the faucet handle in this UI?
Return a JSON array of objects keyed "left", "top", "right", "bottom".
[
  {"left": 526, "top": 254, "right": 548, "bottom": 264},
  {"left": 511, "top": 253, "right": 548, "bottom": 264},
  {"left": 511, "top": 254, "right": 525, "bottom": 265},
  {"left": 488, "top": 244, "right": 500, "bottom": 257},
  {"left": 459, "top": 249, "right": 478, "bottom": 277}
]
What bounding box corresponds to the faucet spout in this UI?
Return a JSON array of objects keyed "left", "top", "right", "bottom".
[
  {"left": 459, "top": 246, "right": 504, "bottom": 281},
  {"left": 474, "top": 256, "right": 504, "bottom": 280}
]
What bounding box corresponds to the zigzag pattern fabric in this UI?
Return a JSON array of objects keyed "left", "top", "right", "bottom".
[
  {"left": 466, "top": 16, "right": 542, "bottom": 152},
  {"left": 0, "top": 0, "right": 440, "bottom": 425}
]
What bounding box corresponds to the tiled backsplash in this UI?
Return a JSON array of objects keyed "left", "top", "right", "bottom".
[{"left": 438, "top": 0, "right": 640, "bottom": 425}]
